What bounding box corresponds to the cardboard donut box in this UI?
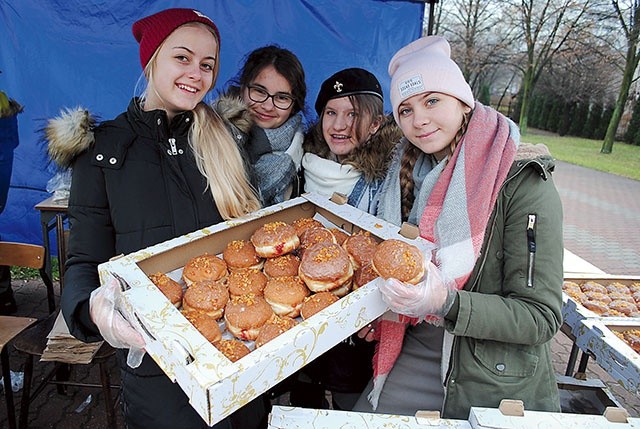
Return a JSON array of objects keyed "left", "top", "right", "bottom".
[
  {"left": 97, "top": 192, "right": 432, "bottom": 426},
  {"left": 267, "top": 402, "right": 640, "bottom": 428},
  {"left": 571, "top": 318, "right": 640, "bottom": 396},
  {"left": 562, "top": 275, "right": 640, "bottom": 333},
  {"left": 562, "top": 276, "right": 640, "bottom": 396}
]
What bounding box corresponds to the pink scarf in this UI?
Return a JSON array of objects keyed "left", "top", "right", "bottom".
[{"left": 369, "top": 102, "right": 518, "bottom": 409}]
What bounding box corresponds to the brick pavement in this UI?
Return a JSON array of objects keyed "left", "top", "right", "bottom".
[
  {"left": 551, "top": 160, "right": 640, "bottom": 417},
  {"left": 2, "top": 158, "right": 640, "bottom": 427},
  {"left": 553, "top": 160, "right": 640, "bottom": 276}
]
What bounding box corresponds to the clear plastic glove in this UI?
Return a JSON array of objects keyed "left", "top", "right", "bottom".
[
  {"left": 378, "top": 261, "right": 457, "bottom": 320},
  {"left": 89, "top": 278, "right": 146, "bottom": 368},
  {"left": 284, "top": 130, "right": 304, "bottom": 171}
]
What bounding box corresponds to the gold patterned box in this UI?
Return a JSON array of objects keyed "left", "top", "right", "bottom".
[
  {"left": 467, "top": 404, "right": 640, "bottom": 428},
  {"left": 267, "top": 404, "right": 640, "bottom": 428},
  {"left": 268, "top": 405, "right": 472, "bottom": 428},
  {"left": 98, "top": 192, "right": 432, "bottom": 426}
]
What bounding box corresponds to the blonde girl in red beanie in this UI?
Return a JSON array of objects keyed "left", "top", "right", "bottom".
[
  {"left": 353, "top": 36, "right": 563, "bottom": 419},
  {"left": 47, "top": 8, "right": 263, "bottom": 429}
]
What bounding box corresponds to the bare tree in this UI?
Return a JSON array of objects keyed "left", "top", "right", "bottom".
[
  {"left": 601, "top": 0, "right": 640, "bottom": 153},
  {"left": 538, "top": 32, "right": 620, "bottom": 106},
  {"left": 508, "top": 0, "right": 593, "bottom": 134},
  {"left": 437, "top": 1, "right": 518, "bottom": 96}
]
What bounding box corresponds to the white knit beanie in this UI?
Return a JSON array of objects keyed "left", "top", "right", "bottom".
[{"left": 389, "top": 36, "right": 474, "bottom": 123}]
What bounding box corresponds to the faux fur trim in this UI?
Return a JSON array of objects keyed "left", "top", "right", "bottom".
[
  {"left": 303, "top": 114, "right": 402, "bottom": 181},
  {"left": 46, "top": 107, "right": 96, "bottom": 169},
  {"left": 515, "top": 142, "right": 551, "bottom": 160},
  {"left": 212, "top": 94, "right": 253, "bottom": 135}
]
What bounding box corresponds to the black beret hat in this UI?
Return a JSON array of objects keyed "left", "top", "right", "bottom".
[{"left": 314, "top": 68, "right": 383, "bottom": 115}]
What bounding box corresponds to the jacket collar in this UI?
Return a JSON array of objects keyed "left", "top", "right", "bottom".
[{"left": 129, "top": 98, "right": 193, "bottom": 141}]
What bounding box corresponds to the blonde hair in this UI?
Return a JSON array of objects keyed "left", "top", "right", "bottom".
[
  {"left": 140, "top": 22, "right": 261, "bottom": 219},
  {"left": 399, "top": 110, "right": 471, "bottom": 222},
  {"left": 191, "top": 103, "right": 261, "bottom": 218}
]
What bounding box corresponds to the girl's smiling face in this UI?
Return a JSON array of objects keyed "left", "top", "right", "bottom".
[
  {"left": 397, "top": 92, "right": 471, "bottom": 161},
  {"left": 321, "top": 96, "right": 380, "bottom": 160},
  {"left": 243, "top": 65, "right": 294, "bottom": 129},
  {"left": 145, "top": 23, "right": 218, "bottom": 120}
]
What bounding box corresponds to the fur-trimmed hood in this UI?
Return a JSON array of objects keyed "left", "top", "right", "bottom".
[
  {"left": 211, "top": 93, "right": 253, "bottom": 135},
  {"left": 513, "top": 142, "right": 556, "bottom": 178},
  {"left": 303, "top": 114, "right": 403, "bottom": 181},
  {"left": 46, "top": 107, "right": 96, "bottom": 169},
  {"left": 46, "top": 96, "right": 254, "bottom": 169}
]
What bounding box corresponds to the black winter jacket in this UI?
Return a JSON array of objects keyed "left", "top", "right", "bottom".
[
  {"left": 59, "top": 100, "right": 228, "bottom": 348},
  {"left": 47, "top": 97, "right": 264, "bottom": 428}
]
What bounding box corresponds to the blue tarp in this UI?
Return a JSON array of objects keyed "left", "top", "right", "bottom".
[{"left": 0, "top": 0, "right": 423, "bottom": 250}]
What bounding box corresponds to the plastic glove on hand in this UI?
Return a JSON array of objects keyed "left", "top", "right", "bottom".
[
  {"left": 378, "top": 261, "right": 456, "bottom": 320},
  {"left": 89, "top": 278, "right": 146, "bottom": 367}
]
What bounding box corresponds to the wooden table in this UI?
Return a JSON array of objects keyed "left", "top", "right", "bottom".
[{"left": 34, "top": 196, "right": 68, "bottom": 291}]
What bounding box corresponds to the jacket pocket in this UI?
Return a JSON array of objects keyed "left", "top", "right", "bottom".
[{"left": 473, "top": 339, "right": 539, "bottom": 377}]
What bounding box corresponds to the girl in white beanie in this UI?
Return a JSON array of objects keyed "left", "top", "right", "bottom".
[{"left": 353, "top": 36, "right": 564, "bottom": 419}]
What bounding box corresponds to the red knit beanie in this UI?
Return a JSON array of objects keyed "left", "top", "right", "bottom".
[{"left": 132, "top": 8, "right": 220, "bottom": 69}]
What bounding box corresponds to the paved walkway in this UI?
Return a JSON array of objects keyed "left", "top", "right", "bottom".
[
  {"left": 554, "top": 161, "right": 640, "bottom": 275},
  {"left": 2, "top": 160, "right": 639, "bottom": 427},
  {"left": 550, "top": 160, "right": 640, "bottom": 418}
]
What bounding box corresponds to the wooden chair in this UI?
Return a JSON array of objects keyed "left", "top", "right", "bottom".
[
  {"left": 0, "top": 242, "right": 56, "bottom": 314},
  {"left": 0, "top": 241, "right": 118, "bottom": 429},
  {"left": 1, "top": 316, "right": 36, "bottom": 429}
]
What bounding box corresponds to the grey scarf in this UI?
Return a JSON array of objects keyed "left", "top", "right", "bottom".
[{"left": 248, "top": 113, "right": 304, "bottom": 206}]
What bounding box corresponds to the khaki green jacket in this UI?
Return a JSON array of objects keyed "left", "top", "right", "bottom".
[{"left": 442, "top": 143, "right": 563, "bottom": 418}]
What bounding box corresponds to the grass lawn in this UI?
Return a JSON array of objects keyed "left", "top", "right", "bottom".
[{"left": 522, "top": 130, "right": 640, "bottom": 181}]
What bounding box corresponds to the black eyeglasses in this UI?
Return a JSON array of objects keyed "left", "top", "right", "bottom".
[{"left": 247, "top": 85, "right": 295, "bottom": 110}]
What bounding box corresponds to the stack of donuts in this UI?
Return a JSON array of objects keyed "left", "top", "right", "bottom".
[
  {"left": 612, "top": 329, "right": 640, "bottom": 354},
  {"left": 147, "top": 216, "right": 424, "bottom": 362},
  {"left": 563, "top": 280, "right": 640, "bottom": 317}
]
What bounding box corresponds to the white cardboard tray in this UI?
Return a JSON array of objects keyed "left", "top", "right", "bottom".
[{"left": 98, "top": 192, "right": 433, "bottom": 426}]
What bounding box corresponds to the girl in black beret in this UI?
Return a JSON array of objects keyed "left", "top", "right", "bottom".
[
  {"left": 290, "top": 68, "right": 402, "bottom": 410},
  {"left": 301, "top": 68, "right": 402, "bottom": 214}
]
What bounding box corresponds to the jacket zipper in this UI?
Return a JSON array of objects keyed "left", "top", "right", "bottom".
[
  {"left": 526, "top": 213, "right": 537, "bottom": 288},
  {"left": 168, "top": 137, "right": 178, "bottom": 155}
]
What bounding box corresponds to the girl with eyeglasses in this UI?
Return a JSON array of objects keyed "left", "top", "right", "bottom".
[{"left": 222, "top": 45, "right": 307, "bottom": 206}]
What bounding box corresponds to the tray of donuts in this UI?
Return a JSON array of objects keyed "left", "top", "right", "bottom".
[
  {"left": 561, "top": 276, "right": 640, "bottom": 333},
  {"left": 98, "top": 192, "right": 433, "bottom": 426},
  {"left": 571, "top": 317, "right": 640, "bottom": 395}
]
